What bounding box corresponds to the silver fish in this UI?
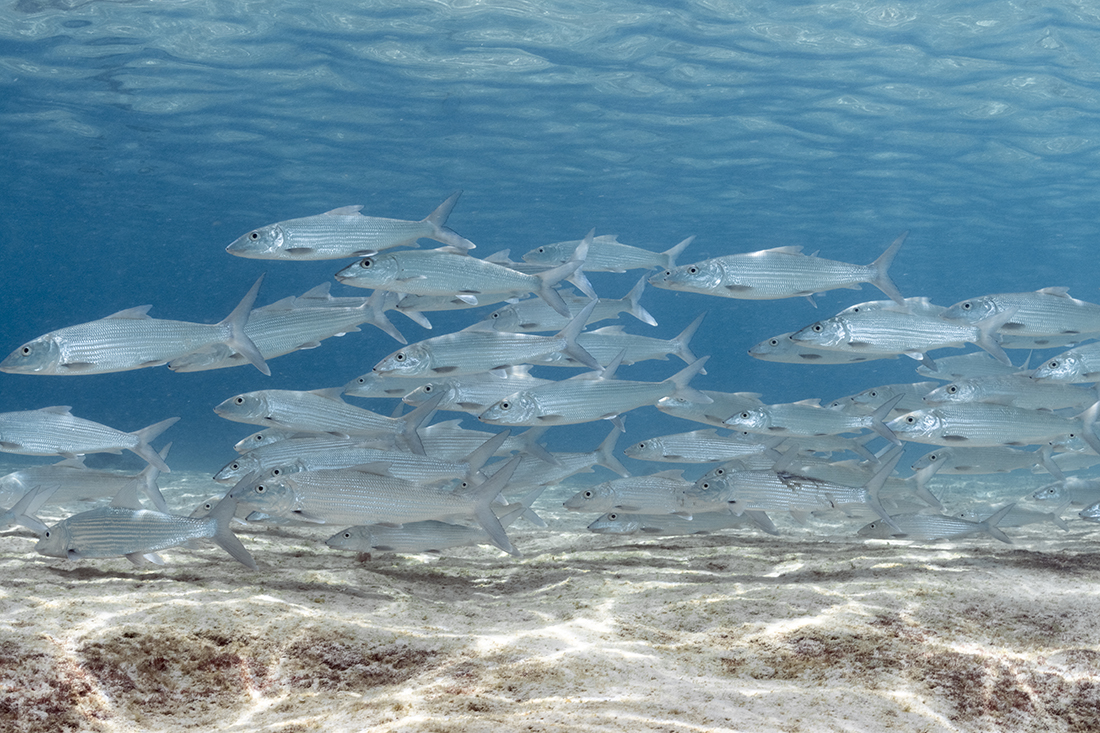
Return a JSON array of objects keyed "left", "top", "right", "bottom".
[
  {"left": 563, "top": 470, "right": 692, "bottom": 514},
  {"left": 1030, "top": 341, "right": 1100, "bottom": 383},
  {"left": 0, "top": 275, "right": 270, "bottom": 376},
  {"left": 36, "top": 486, "right": 255, "bottom": 568},
  {"left": 530, "top": 313, "right": 705, "bottom": 369},
  {"left": 724, "top": 395, "right": 903, "bottom": 445},
  {"left": 748, "top": 332, "right": 896, "bottom": 365},
  {"left": 655, "top": 389, "right": 765, "bottom": 428},
  {"left": 624, "top": 429, "right": 781, "bottom": 464},
  {"left": 649, "top": 232, "right": 906, "bottom": 305},
  {"left": 401, "top": 370, "right": 554, "bottom": 415},
  {"left": 916, "top": 350, "right": 1027, "bottom": 381},
  {"left": 923, "top": 374, "right": 1096, "bottom": 411},
  {"left": 226, "top": 191, "right": 474, "bottom": 260},
  {"left": 521, "top": 233, "right": 694, "bottom": 272},
  {"left": 0, "top": 407, "right": 177, "bottom": 473},
  {"left": 371, "top": 300, "right": 601, "bottom": 377},
  {"left": 587, "top": 510, "right": 762, "bottom": 536},
  {"left": 484, "top": 276, "right": 656, "bottom": 332},
  {"left": 857, "top": 504, "right": 1014, "bottom": 544},
  {"left": 942, "top": 287, "right": 1100, "bottom": 345},
  {"left": 334, "top": 243, "right": 586, "bottom": 318},
  {"left": 229, "top": 455, "right": 523, "bottom": 556},
  {"left": 1031, "top": 477, "right": 1100, "bottom": 506}
]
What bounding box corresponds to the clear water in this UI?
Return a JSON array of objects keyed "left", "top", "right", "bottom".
[{"left": 2, "top": 1, "right": 1100, "bottom": 473}]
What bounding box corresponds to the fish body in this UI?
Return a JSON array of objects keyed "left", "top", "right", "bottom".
[
  {"left": 226, "top": 191, "right": 473, "bottom": 260},
  {"left": 923, "top": 374, "right": 1095, "bottom": 410},
  {"left": 0, "top": 276, "right": 269, "bottom": 376},
  {"left": 624, "top": 429, "right": 778, "bottom": 464},
  {"left": 748, "top": 332, "right": 895, "bottom": 365},
  {"left": 655, "top": 389, "right": 764, "bottom": 428},
  {"left": 479, "top": 357, "right": 709, "bottom": 427},
  {"left": 372, "top": 301, "right": 601, "bottom": 377},
  {"left": 916, "top": 351, "right": 1026, "bottom": 381},
  {"left": 1031, "top": 477, "right": 1100, "bottom": 506},
  {"left": 521, "top": 234, "right": 693, "bottom": 272},
  {"left": 485, "top": 277, "right": 656, "bottom": 332},
  {"left": 0, "top": 449, "right": 169, "bottom": 511},
  {"left": 531, "top": 313, "right": 704, "bottom": 368},
  {"left": 0, "top": 407, "right": 176, "bottom": 473},
  {"left": 563, "top": 471, "right": 691, "bottom": 514},
  {"left": 649, "top": 232, "right": 906, "bottom": 304},
  {"left": 789, "top": 307, "right": 1012, "bottom": 368},
  {"left": 887, "top": 402, "right": 1100, "bottom": 453},
  {"left": 586, "top": 510, "right": 758, "bottom": 535},
  {"left": 942, "top": 288, "right": 1100, "bottom": 344},
  {"left": 724, "top": 395, "right": 902, "bottom": 445},
  {"left": 857, "top": 504, "right": 1014, "bottom": 543},
  {"left": 36, "top": 490, "right": 255, "bottom": 568},
  {"left": 400, "top": 368, "right": 553, "bottom": 415}
]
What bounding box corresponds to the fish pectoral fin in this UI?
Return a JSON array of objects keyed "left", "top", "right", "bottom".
[
  {"left": 395, "top": 275, "right": 429, "bottom": 283},
  {"left": 0, "top": 441, "right": 22, "bottom": 451},
  {"left": 290, "top": 510, "right": 328, "bottom": 523},
  {"left": 284, "top": 247, "right": 316, "bottom": 255},
  {"left": 724, "top": 284, "right": 752, "bottom": 292},
  {"left": 456, "top": 401, "right": 485, "bottom": 411},
  {"left": 60, "top": 362, "right": 98, "bottom": 371},
  {"left": 454, "top": 294, "right": 479, "bottom": 304},
  {"left": 138, "top": 359, "right": 169, "bottom": 368},
  {"left": 535, "top": 414, "right": 566, "bottom": 423},
  {"left": 431, "top": 366, "right": 458, "bottom": 374},
  {"left": 942, "top": 435, "right": 970, "bottom": 442}
]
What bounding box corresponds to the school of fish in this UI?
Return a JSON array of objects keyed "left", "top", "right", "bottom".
[{"left": 5, "top": 190, "right": 1100, "bottom": 568}]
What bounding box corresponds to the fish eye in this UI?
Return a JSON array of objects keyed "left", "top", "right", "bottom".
[
  {"left": 715, "top": 468, "right": 725, "bottom": 476},
  {"left": 395, "top": 352, "right": 406, "bottom": 361},
  {"left": 342, "top": 532, "right": 351, "bottom": 539},
  {"left": 608, "top": 513, "right": 618, "bottom": 520},
  {"left": 20, "top": 345, "right": 31, "bottom": 355},
  {"left": 947, "top": 386, "right": 957, "bottom": 393},
  {"left": 929, "top": 453, "right": 938, "bottom": 461},
  {"left": 537, "top": 247, "right": 545, "bottom": 253},
  {"left": 230, "top": 462, "right": 240, "bottom": 470},
  {"left": 271, "top": 468, "right": 282, "bottom": 476},
  {"left": 688, "top": 267, "right": 698, "bottom": 274},
  {"left": 961, "top": 302, "right": 972, "bottom": 310},
  {"left": 234, "top": 397, "right": 245, "bottom": 405},
  {"left": 490, "top": 312, "right": 499, "bottom": 318},
  {"left": 740, "top": 412, "right": 750, "bottom": 419},
  {"left": 249, "top": 231, "right": 260, "bottom": 240},
  {"left": 500, "top": 401, "right": 510, "bottom": 410},
  {"left": 43, "top": 530, "right": 50, "bottom": 538},
  {"left": 359, "top": 258, "right": 373, "bottom": 268},
  {"left": 701, "top": 482, "right": 711, "bottom": 490},
  {"left": 583, "top": 490, "right": 593, "bottom": 498},
  {"left": 255, "top": 485, "right": 266, "bottom": 493},
  {"left": 423, "top": 385, "right": 432, "bottom": 393},
  {"left": 1047, "top": 361, "right": 1058, "bottom": 368},
  {"left": 905, "top": 416, "right": 916, "bottom": 423},
  {"left": 812, "top": 324, "right": 823, "bottom": 332},
  {"left": 769, "top": 339, "right": 779, "bottom": 346},
  {"left": 636, "top": 442, "right": 645, "bottom": 449}
]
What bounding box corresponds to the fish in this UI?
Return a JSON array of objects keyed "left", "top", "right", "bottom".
[
  {"left": 371, "top": 300, "right": 601, "bottom": 377},
  {"left": 35, "top": 484, "right": 256, "bottom": 568},
  {"left": 1030, "top": 341, "right": 1100, "bottom": 383},
  {"left": 484, "top": 276, "right": 657, "bottom": 332},
  {"left": 942, "top": 287, "right": 1100, "bottom": 346},
  {"left": 1079, "top": 501, "right": 1100, "bottom": 523},
  {"left": 649, "top": 231, "right": 907, "bottom": 305},
  {"left": 655, "top": 389, "right": 764, "bottom": 428},
  {"left": 333, "top": 240, "right": 588, "bottom": 318},
  {"left": 401, "top": 369, "right": 554, "bottom": 415},
  {"left": 226, "top": 191, "right": 474, "bottom": 260},
  {"left": 479, "top": 356, "right": 710, "bottom": 428},
  {"left": 529, "top": 313, "right": 705, "bottom": 369},
  {"left": 916, "top": 350, "right": 1027, "bottom": 381},
  {"left": 229, "top": 455, "right": 524, "bottom": 556},
  {"left": 788, "top": 305, "right": 1015, "bottom": 369},
  {"left": 586, "top": 510, "right": 764, "bottom": 536},
  {"left": 1031, "top": 476, "right": 1100, "bottom": 506},
  {"left": 922, "top": 374, "right": 1096, "bottom": 411},
  {"left": 521, "top": 234, "right": 694, "bottom": 273},
  {"left": 0, "top": 275, "right": 270, "bottom": 376},
  {"left": 0, "top": 407, "right": 177, "bottom": 473},
  {"left": 856, "top": 504, "right": 1015, "bottom": 544},
  {"left": 830, "top": 382, "right": 940, "bottom": 416},
  {"left": 748, "top": 332, "right": 896, "bottom": 365},
  {"left": 724, "top": 394, "right": 904, "bottom": 445},
  {"left": 623, "top": 429, "right": 782, "bottom": 464},
  {"left": 478, "top": 424, "right": 628, "bottom": 484},
  {"left": 563, "top": 469, "right": 691, "bottom": 514}
]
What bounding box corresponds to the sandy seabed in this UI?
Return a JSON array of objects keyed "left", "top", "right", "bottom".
[{"left": 2, "top": 468, "right": 1100, "bottom": 733}]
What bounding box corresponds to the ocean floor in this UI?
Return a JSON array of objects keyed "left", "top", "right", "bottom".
[{"left": 3, "top": 466, "right": 1100, "bottom": 732}]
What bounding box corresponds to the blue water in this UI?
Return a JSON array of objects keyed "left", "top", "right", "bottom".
[{"left": 2, "top": 1, "right": 1100, "bottom": 472}]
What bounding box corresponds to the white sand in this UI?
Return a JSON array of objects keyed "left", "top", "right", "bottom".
[{"left": 3, "top": 468, "right": 1100, "bottom": 732}]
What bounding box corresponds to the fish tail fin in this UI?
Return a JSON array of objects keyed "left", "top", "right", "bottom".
[
  {"left": 400, "top": 392, "right": 444, "bottom": 455},
  {"left": 510, "top": 484, "right": 547, "bottom": 528},
  {"left": 209, "top": 496, "right": 258, "bottom": 568},
  {"left": 473, "top": 456, "right": 522, "bottom": 556},
  {"left": 661, "top": 235, "right": 695, "bottom": 270},
  {"left": 594, "top": 424, "right": 629, "bottom": 476},
  {"left": 557, "top": 299, "right": 602, "bottom": 370},
  {"left": 139, "top": 442, "right": 172, "bottom": 512},
  {"left": 981, "top": 503, "right": 1015, "bottom": 544},
  {"left": 4, "top": 484, "right": 57, "bottom": 534},
  {"left": 425, "top": 191, "right": 476, "bottom": 251},
  {"left": 869, "top": 394, "right": 905, "bottom": 446},
  {"left": 220, "top": 274, "right": 272, "bottom": 376},
  {"left": 463, "top": 429, "right": 511, "bottom": 476},
  {"left": 129, "top": 417, "right": 180, "bottom": 473},
  {"left": 865, "top": 447, "right": 904, "bottom": 533},
  {"left": 910, "top": 464, "right": 944, "bottom": 510},
  {"left": 665, "top": 356, "right": 711, "bottom": 404},
  {"left": 974, "top": 307, "right": 1016, "bottom": 366},
  {"left": 672, "top": 312, "right": 706, "bottom": 367},
  {"left": 622, "top": 275, "right": 657, "bottom": 326},
  {"left": 517, "top": 427, "right": 560, "bottom": 465},
  {"left": 1074, "top": 400, "right": 1100, "bottom": 456},
  {"left": 745, "top": 510, "right": 779, "bottom": 536},
  {"left": 869, "top": 231, "right": 907, "bottom": 306},
  {"left": 366, "top": 290, "right": 406, "bottom": 345},
  {"left": 534, "top": 261, "right": 582, "bottom": 317}
]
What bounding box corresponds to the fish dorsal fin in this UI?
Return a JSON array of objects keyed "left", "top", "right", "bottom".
[
  {"left": 109, "top": 480, "right": 145, "bottom": 510},
  {"left": 308, "top": 387, "right": 346, "bottom": 402},
  {"left": 298, "top": 283, "right": 333, "bottom": 300},
  {"left": 793, "top": 398, "right": 822, "bottom": 407},
  {"left": 52, "top": 455, "right": 88, "bottom": 468},
  {"left": 350, "top": 461, "right": 393, "bottom": 476},
  {"left": 588, "top": 325, "right": 626, "bottom": 335},
  {"left": 484, "top": 250, "right": 513, "bottom": 264},
  {"left": 759, "top": 245, "right": 804, "bottom": 255},
  {"left": 106, "top": 305, "right": 153, "bottom": 320},
  {"left": 652, "top": 469, "right": 685, "bottom": 480},
  {"left": 40, "top": 405, "right": 73, "bottom": 415},
  {"left": 1036, "top": 286, "right": 1071, "bottom": 297},
  {"left": 324, "top": 205, "right": 363, "bottom": 216}
]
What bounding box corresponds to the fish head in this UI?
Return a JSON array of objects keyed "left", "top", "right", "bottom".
[
  {"left": 214, "top": 392, "right": 270, "bottom": 422},
  {"left": 485, "top": 306, "right": 525, "bottom": 332},
  {"left": 227, "top": 223, "right": 285, "bottom": 258},
  {"left": 856, "top": 519, "right": 897, "bottom": 539},
  {"left": 521, "top": 242, "right": 571, "bottom": 266},
  {"left": 326, "top": 526, "right": 372, "bottom": 550},
  {"left": 403, "top": 380, "right": 454, "bottom": 407},
  {"left": 1031, "top": 353, "right": 1082, "bottom": 381},
  {"left": 942, "top": 296, "right": 997, "bottom": 324},
  {"left": 923, "top": 380, "right": 977, "bottom": 404},
  {"left": 563, "top": 483, "right": 613, "bottom": 511},
  {"left": 1079, "top": 501, "right": 1100, "bottom": 521},
  {"left": 910, "top": 448, "right": 956, "bottom": 472},
  {"left": 1031, "top": 481, "right": 1068, "bottom": 503},
  {"left": 262, "top": 462, "right": 307, "bottom": 481},
  {"left": 790, "top": 318, "right": 847, "bottom": 348},
  {"left": 587, "top": 512, "right": 641, "bottom": 534},
  {"left": 334, "top": 254, "right": 399, "bottom": 288},
  {"left": 34, "top": 520, "right": 72, "bottom": 559},
  {"left": 747, "top": 334, "right": 793, "bottom": 358},
  {"left": 888, "top": 409, "right": 942, "bottom": 440},
  {"left": 649, "top": 261, "right": 723, "bottom": 292},
  {"left": 213, "top": 453, "right": 263, "bottom": 483},
  {"left": 233, "top": 428, "right": 289, "bottom": 452},
  {"left": 373, "top": 343, "right": 432, "bottom": 376},
  {"left": 231, "top": 476, "right": 298, "bottom": 518},
  {"left": 623, "top": 438, "right": 664, "bottom": 460},
  {"left": 0, "top": 336, "right": 63, "bottom": 374},
  {"left": 724, "top": 408, "right": 768, "bottom": 432},
  {"left": 479, "top": 392, "right": 540, "bottom": 426}
]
